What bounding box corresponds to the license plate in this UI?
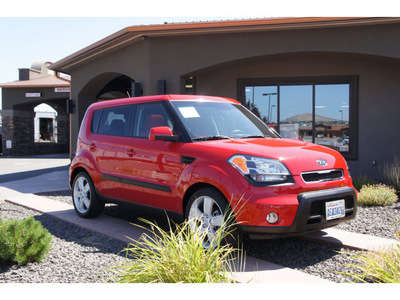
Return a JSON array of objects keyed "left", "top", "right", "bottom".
[{"left": 325, "top": 199, "right": 345, "bottom": 220}]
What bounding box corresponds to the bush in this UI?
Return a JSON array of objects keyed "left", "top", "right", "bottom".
[
  {"left": 106, "top": 217, "right": 243, "bottom": 283},
  {"left": 0, "top": 217, "right": 52, "bottom": 265},
  {"left": 352, "top": 176, "right": 376, "bottom": 192},
  {"left": 357, "top": 184, "right": 398, "bottom": 206},
  {"left": 382, "top": 154, "right": 400, "bottom": 193}
]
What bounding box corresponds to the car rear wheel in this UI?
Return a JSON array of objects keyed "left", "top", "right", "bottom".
[
  {"left": 185, "top": 187, "right": 240, "bottom": 248},
  {"left": 72, "top": 172, "right": 104, "bottom": 218}
]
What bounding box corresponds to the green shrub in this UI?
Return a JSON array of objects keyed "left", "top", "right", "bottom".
[
  {"left": 382, "top": 154, "right": 400, "bottom": 193},
  {"left": 106, "top": 217, "right": 243, "bottom": 283},
  {"left": 357, "top": 184, "right": 398, "bottom": 206},
  {"left": 0, "top": 217, "right": 52, "bottom": 265},
  {"left": 352, "top": 176, "right": 376, "bottom": 192}
]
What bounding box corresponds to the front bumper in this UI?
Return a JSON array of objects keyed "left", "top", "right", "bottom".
[{"left": 238, "top": 186, "right": 357, "bottom": 239}]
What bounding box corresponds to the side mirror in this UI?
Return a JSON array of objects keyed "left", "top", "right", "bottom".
[{"left": 149, "top": 126, "right": 180, "bottom": 142}]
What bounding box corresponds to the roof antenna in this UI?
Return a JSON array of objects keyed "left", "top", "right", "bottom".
[{"left": 126, "top": 91, "right": 131, "bottom": 97}]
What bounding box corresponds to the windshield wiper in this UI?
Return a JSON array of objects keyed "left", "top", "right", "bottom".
[
  {"left": 193, "top": 135, "right": 231, "bottom": 141},
  {"left": 239, "top": 135, "right": 265, "bottom": 139}
]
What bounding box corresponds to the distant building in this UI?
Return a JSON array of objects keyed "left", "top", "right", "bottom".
[{"left": 0, "top": 61, "right": 70, "bottom": 156}]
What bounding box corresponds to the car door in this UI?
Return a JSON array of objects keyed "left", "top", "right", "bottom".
[
  {"left": 91, "top": 105, "right": 134, "bottom": 200},
  {"left": 123, "top": 101, "right": 184, "bottom": 211}
]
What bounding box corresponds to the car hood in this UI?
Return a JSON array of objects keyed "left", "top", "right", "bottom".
[{"left": 186, "top": 138, "right": 346, "bottom": 175}]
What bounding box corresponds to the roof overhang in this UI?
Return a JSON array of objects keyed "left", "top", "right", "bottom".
[
  {"left": 0, "top": 75, "right": 70, "bottom": 88},
  {"left": 50, "top": 17, "right": 400, "bottom": 74}
]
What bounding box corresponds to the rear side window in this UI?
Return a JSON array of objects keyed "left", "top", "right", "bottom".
[{"left": 92, "top": 106, "right": 132, "bottom": 137}]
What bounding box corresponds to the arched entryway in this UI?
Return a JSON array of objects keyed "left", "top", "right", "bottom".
[
  {"left": 76, "top": 73, "right": 136, "bottom": 120},
  {"left": 68, "top": 73, "right": 136, "bottom": 156}
]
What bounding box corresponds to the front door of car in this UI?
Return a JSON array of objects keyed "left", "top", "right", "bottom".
[{"left": 122, "top": 101, "right": 184, "bottom": 211}]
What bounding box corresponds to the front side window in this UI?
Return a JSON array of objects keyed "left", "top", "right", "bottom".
[
  {"left": 242, "top": 77, "right": 357, "bottom": 159},
  {"left": 132, "top": 102, "right": 174, "bottom": 138}
]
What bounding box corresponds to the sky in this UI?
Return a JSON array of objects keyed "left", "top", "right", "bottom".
[{"left": 1, "top": 0, "right": 399, "bottom": 111}]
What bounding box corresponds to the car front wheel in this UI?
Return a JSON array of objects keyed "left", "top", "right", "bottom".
[{"left": 185, "top": 187, "right": 239, "bottom": 248}]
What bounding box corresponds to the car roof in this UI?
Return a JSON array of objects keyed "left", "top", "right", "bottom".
[{"left": 88, "top": 94, "right": 240, "bottom": 110}]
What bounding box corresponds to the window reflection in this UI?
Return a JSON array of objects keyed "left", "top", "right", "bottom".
[
  {"left": 245, "top": 86, "right": 278, "bottom": 130},
  {"left": 315, "top": 84, "right": 349, "bottom": 152},
  {"left": 280, "top": 85, "right": 312, "bottom": 141},
  {"left": 245, "top": 83, "right": 350, "bottom": 153}
]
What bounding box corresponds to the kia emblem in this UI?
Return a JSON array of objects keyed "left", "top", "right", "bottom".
[{"left": 317, "top": 159, "right": 327, "bottom": 166}]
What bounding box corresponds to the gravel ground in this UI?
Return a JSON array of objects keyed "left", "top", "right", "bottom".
[
  {"left": 336, "top": 202, "right": 400, "bottom": 239},
  {"left": 1, "top": 191, "right": 399, "bottom": 283},
  {"left": 0, "top": 200, "right": 128, "bottom": 283}
]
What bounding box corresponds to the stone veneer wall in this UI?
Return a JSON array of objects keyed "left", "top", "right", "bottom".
[{"left": 1, "top": 110, "right": 69, "bottom": 156}]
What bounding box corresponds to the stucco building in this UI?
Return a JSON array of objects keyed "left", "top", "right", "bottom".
[{"left": 3, "top": 17, "right": 400, "bottom": 180}]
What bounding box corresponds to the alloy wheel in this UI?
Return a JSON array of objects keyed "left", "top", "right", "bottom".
[
  {"left": 188, "top": 195, "right": 224, "bottom": 248},
  {"left": 73, "top": 175, "right": 92, "bottom": 214}
]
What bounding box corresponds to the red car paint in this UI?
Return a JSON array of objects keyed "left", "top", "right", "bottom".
[{"left": 70, "top": 94, "right": 357, "bottom": 239}]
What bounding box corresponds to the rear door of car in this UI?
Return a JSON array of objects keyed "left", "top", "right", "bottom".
[{"left": 90, "top": 105, "right": 134, "bottom": 200}]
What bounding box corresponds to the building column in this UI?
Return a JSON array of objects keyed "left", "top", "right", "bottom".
[{"left": 56, "top": 113, "right": 70, "bottom": 147}]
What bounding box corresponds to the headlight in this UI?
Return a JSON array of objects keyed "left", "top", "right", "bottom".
[{"left": 228, "top": 155, "right": 291, "bottom": 183}]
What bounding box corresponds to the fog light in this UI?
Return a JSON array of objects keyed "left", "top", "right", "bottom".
[{"left": 267, "top": 212, "right": 279, "bottom": 224}]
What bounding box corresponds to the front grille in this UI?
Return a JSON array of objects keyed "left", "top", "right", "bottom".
[{"left": 301, "top": 169, "right": 343, "bottom": 183}]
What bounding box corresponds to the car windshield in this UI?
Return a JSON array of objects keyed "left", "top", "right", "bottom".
[{"left": 170, "top": 100, "right": 279, "bottom": 141}]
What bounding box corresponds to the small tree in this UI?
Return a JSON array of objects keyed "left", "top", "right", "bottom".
[{"left": 0, "top": 217, "right": 52, "bottom": 265}]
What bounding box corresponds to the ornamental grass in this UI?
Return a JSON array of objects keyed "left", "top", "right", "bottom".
[
  {"left": 106, "top": 216, "right": 244, "bottom": 283},
  {"left": 357, "top": 184, "right": 398, "bottom": 206},
  {"left": 341, "top": 243, "right": 400, "bottom": 283}
]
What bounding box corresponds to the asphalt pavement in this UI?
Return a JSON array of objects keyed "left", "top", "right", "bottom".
[{"left": 0, "top": 153, "right": 71, "bottom": 192}]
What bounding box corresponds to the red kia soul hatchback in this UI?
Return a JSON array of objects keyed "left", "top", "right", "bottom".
[{"left": 70, "top": 94, "right": 356, "bottom": 246}]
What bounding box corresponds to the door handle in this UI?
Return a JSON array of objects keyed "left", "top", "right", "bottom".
[
  {"left": 127, "top": 149, "right": 136, "bottom": 157},
  {"left": 89, "top": 143, "right": 96, "bottom": 151}
]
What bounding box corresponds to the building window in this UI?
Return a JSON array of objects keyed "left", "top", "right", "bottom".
[{"left": 239, "top": 76, "right": 358, "bottom": 160}]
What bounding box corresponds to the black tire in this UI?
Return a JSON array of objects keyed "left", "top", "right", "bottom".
[
  {"left": 185, "top": 187, "right": 241, "bottom": 248},
  {"left": 72, "top": 172, "right": 104, "bottom": 218}
]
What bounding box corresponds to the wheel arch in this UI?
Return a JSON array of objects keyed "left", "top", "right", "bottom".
[
  {"left": 182, "top": 182, "right": 229, "bottom": 217},
  {"left": 70, "top": 166, "right": 90, "bottom": 187}
]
